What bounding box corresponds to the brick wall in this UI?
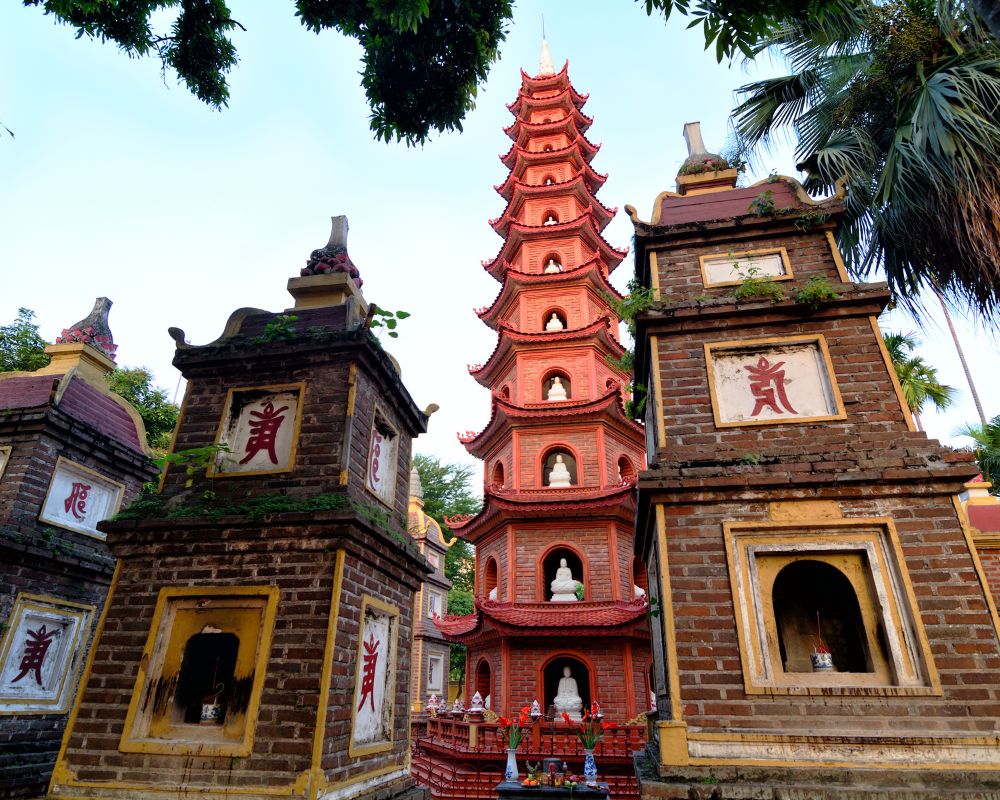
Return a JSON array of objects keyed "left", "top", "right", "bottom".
[
  {"left": 659, "top": 495, "right": 1000, "bottom": 733},
  {"left": 974, "top": 547, "right": 1000, "bottom": 610},
  {"left": 58, "top": 516, "right": 422, "bottom": 791}
]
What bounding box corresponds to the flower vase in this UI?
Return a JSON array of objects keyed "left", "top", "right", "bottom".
[
  {"left": 583, "top": 748, "right": 598, "bottom": 785},
  {"left": 811, "top": 648, "right": 834, "bottom": 672},
  {"left": 505, "top": 748, "right": 519, "bottom": 782}
]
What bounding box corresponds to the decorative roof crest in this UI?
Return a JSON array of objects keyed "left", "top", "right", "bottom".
[
  {"left": 55, "top": 297, "right": 117, "bottom": 360},
  {"left": 538, "top": 38, "right": 555, "bottom": 77},
  {"left": 300, "top": 215, "right": 363, "bottom": 287}
]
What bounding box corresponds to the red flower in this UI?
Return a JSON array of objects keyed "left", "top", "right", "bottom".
[{"left": 561, "top": 712, "right": 572, "bottom": 725}]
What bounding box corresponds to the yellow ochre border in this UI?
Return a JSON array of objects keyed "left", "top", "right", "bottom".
[
  {"left": 704, "top": 334, "right": 846, "bottom": 428},
  {"left": 39, "top": 456, "right": 126, "bottom": 540},
  {"left": 953, "top": 496, "right": 1000, "bottom": 645},
  {"left": 655, "top": 505, "right": 683, "bottom": 720},
  {"left": 649, "top": 337, "right": 667, "bottom": 450},
  {"left": 0, "top": 593, "right": 95, "bottom": 715},
  {"left": 698, "top": 247, "right": 793, "bottom": 289},
  {"left": 49, "top": 561, "right": 121, "bottom": 795},
  {"left": 722, "top": 517, "right": 940, "bottom": 697},
  {"left": 118, "top": 585, "right": 279, "bottom": 757},
  {"left": 207, "top": 382, "right": 306, "bottom": 478},
  {"left": 307, "top": 548, "right": 346, "bottom": 800},
  {"left": 348, "top": 595, "right": 400, "bottom": 759}
]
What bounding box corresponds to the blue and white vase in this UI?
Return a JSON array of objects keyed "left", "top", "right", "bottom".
[
  {"left": 583, "top": 748, "right": 598, "bottom": 785},
  {"left": 505, "top": 748, "right": 519, "bottom": 782}
]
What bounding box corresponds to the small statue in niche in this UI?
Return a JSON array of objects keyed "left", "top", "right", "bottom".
[
  {"left": 545, "top": 312, "right": 565, "bottom": 331},
  {"left": 553, "top": 665, "right": 583, "bottom": 720},
  {"left": 550, "top": 558, "right": 580, "bottom": 602},
  {"left": 543, "top": 258, "right": 563, "bottom": 274},
  {"left": 547, "top": 455, "right": 572, "bottom": 487},
  {"left": 546, "top": 376, "right": 568, "bottom": 402}
]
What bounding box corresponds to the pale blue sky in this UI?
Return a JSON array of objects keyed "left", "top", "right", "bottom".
[{"left": 2, "top": 2, "right": 996, "bottom": 479}]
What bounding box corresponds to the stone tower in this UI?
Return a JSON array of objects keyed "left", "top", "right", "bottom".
[
  {"left": 0, "top": 299, "right": 156, "bottom": 800},
  {"left": 47, "top": 218, "right": 431, "bottom": 800},
  {"left": 628, "top": 127, "right": 1000, "bottom": 797}
]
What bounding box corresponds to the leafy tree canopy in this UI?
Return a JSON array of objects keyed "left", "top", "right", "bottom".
[
  {"left": 105, "top": 366, "right": 180, "bottom": 454},
  {"left": 960, "top": 415, "right": 1000, "bottom": 493},
  {"left": 882, "top": 331, "right": 955, "bottom": 424},
  {"left": 732, "top": 0, "right": 1000, "bottom": 320},
  {"left": 23, "top": 0, "right": 512, "bottom": 145},
  {"left": 0, "top": 308, "right": 52, "bottom": 372}
]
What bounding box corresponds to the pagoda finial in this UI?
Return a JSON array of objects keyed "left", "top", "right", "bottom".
[
  {"left": 298, "top": 214, "right": 363, "bottom": 287},
  {"left": 683, "top": 122, "right": 707, "bottom": 157},
  {"left": 538, "top": 38, "right": 555, "bottom": 77}
]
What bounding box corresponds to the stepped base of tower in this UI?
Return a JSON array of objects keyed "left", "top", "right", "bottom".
[
  {"left": 412, "top": 716, "right": 647, "bottom": 800},
  {"left": 634, "top": 745, "right": 1000, "bottom": 799}
]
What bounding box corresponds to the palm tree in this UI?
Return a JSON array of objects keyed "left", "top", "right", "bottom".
[
  {"left": 882, "top": 331, "right": 956, "bottom": 430},
  {"left": 959, "top": 415, "right": 1000, "bottom": 490},
  {"left": 732, "top": 0, "right": 1000, "bottom": 321}
]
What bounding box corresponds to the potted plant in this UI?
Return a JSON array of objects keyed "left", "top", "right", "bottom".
[
  {"left": 561, "top": 703, "right": 617, "bottom": 786},
  {"left": 496, "top": 705, "right": 531, "bottom": 782}
]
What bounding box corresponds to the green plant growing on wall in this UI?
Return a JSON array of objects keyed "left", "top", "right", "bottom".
[
  {"left": 747, "top": 190, "right": 777, "bottom": 215},
  {"left": 794, "top": 210, "right": 830, "bottom": 233},
  {"left": 253, "top": 314, "right": 299, "bottom": 344},
  {"left": 794, "top": 276, "right": 840, "bottom": 310},
  {"left": 367, "top": 306, "right": 411, "bottom": 339},
  {"left": 574, "top": 582, "right": 585, "bottom": 601},
  {"left": 730, "top": 265, "right": 785, "bottom": 304},
  {"left": 155, "top": 444, "right": 231, "bottom": 488}
]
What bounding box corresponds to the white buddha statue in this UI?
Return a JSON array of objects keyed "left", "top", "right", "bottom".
[
  {"left": 543, "top": 214, "right": 558, "bottom": 226},
  {"left": 546, "top": 376, "right": 568, "bottom": 402},
  {"left": 547, "top": 454, "right": 572, "bottom": 487},
  {"left": 543, "top": 257, "right": 563, "bottom": 274},
  {"left": 550, "top": 558, "right": 579, "bottom": 601},
  {"left": 545, "top": 312, "right": 565, "bottom": 331},
  {"left": 488, "top": 586, "right": 498, "bottom": 601},
  {"left": 553, "top": 666, "right": 583, "bottom": 721},
  {"left": 633, "top": 584, "right": 646, "bottom": 600}
]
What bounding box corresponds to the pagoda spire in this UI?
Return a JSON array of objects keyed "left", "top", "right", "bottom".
[{"left": 538, "top": 38, "right": 555, "bottom": 76}]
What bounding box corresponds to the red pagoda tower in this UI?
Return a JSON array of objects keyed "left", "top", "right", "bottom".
[{"left": 436, "top": 42, "right": 651, "bottom": 741}]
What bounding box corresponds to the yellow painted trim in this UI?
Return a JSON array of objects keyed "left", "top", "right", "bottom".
[
  {"left": 870, "top": 316, "right": 916, "bottom": 432},
  {"left": 722, "top": 517, "right": 940, "bottom": 696},
  {"left": 49, "top": 562, "right": 121, "bottom": 795},
  {"left": 118, "top": 585, "right": 279, "bottom": 757},
  {"left": 346, "top": 364, "right": 358, "bottom": 418},
  {"left": 656, "top": 720, "right": 689, "bottom": 766},
  {"left": 698, "top": 247, "right": 793, "bottom": 289},
  {"left": 655, "top": 504, "right": 683, "bottom": 720},
  {"left": 648, "top": 250, "right": 661, "bottom": 302},
  {"left": 649, "top": 336, "right": 667, "bottom": 449},
  {"left": 348, "top": 595, "right": 400, "bottom": 759},
  {"left": 704, "top": 334, "right": 847, "bottom": 428},
  {"left": 953, "top": 496, "right": 1000, "bottom": 644},
  {"left": 825, "top": 230, "right": 851, "bottom": 283},
  {"left": 308, "top": 548, "right": 346, "bottom": 800},
  {"left": 206, "top": 382, "right": 306, "bottom": 478},
  {"left": 0, "top": 445, "right": 11, "bottom": 480},
  {"left": 0, "top": 593, "right": 95, "bottom": 714},
  {"left": 159, "top": 380, "right": 192, "bottom": 492},
  {"left": 39, "top": 456, "right": 126, "bottom": 540}
]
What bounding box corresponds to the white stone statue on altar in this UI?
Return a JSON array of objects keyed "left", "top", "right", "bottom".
[
  {"left": 546, "top": 376, "right": 568, "bottom": 401},
  {"left": 545, "top": 312, "right": 565, "bottom": 331},
  {"left": 547, "top": 454, "right": 572, "bottom": 487},
  {"left": 543, "top": 258, "right": 563, "bottom": 274},
  {"left": 554, "top": 665, "right": 583, "bottom": 721},
  {"left": 550, "top": 558, "right": 580, "bottom": 602}
]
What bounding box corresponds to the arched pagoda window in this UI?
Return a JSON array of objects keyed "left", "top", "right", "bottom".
[
  {"left": 542, "top": 308, "right": 567, "bottom": 331},
  {"left": 483, "top": 557, "right": 499, "bottom": 600},
  {"left": 617, "top": 455, "right": 636, "bottom": 483},
  {"left": 542, "top": 210, "right": 559, "bottom": 225},
  {"left": 491, "top": 461, "right": 505, "bottom": 489},
  {"left": 632, "top": 556, "right": 648, "bottom": 598},
  {"left": 541, "top": 546, "right": 585, "bottom": 601},
  {"left": 475, "top": 659, "right": 493, "bottom": 707},
  {"left": 542, "top": 655, "right": 591, "bottom": 720}
]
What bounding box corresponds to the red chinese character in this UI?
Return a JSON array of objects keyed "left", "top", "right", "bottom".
[
  {"left": 63, "top": 482, "right": 91, "bottom": 521},
  {"left": 11, "top": 625, "right": 57, "bottom": 686},
  {"left": 745, "top": 356, "right": 797, "bottom": 416},
  {"left": 239, "top": 402, "right": 289, "bottom": 465},
  {"left": 369, "top": 431, "right": 383, "bottom": 486},
  {"left": 357, "top": 632, "right": 380, "bottom": 713}
]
